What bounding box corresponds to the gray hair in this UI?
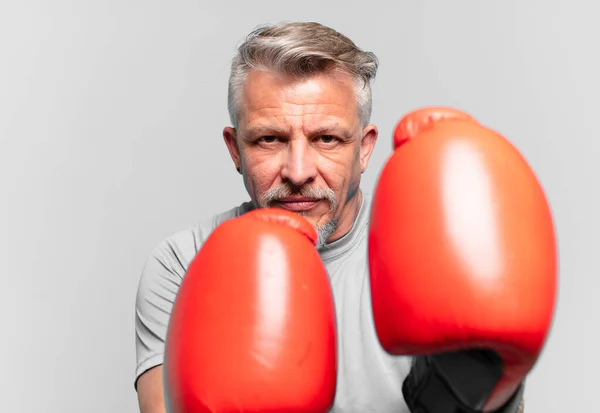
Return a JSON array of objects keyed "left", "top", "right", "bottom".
[{"left": 227, "top": 22, "right": 379, "bottom": 129}]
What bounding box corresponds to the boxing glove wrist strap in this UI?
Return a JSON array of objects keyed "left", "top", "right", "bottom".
[{"left": 402, "top": 351, "right": 523, "bottom": 413}]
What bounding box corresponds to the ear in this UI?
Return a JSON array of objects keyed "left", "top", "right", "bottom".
[
  {"left": 359, "top": 124, "right": 378, "bottom": 173},
  {"left": 223, "top": 127, "right": 242, "bottom": 171}
]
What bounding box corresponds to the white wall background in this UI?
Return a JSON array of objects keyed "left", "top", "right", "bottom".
[{"left": 1, "top": 1, "right": 596, "bottom": 412}]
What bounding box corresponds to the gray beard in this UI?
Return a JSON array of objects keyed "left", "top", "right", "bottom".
[
  {"left": 293, "top": 209, "right": 338, "bottom": 250},
  {"left": 313, "top": 217, "right": 338, "bottom": 250}
]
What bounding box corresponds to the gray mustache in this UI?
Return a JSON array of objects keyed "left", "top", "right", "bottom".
[{"left": 260, "top": 185, "right": 337, "bottom": 212}]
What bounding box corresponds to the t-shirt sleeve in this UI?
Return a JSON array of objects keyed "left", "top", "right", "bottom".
[
  {"left": 134, "top": 237, "right": 192, "bottom": 389},
  {"left": 133, "top": 202, "right": 252, "bottom": 390}
]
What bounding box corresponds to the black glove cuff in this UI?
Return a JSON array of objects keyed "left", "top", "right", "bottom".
[
  {"left": 402, "top": 351, "right": 505, "bottom": 413},
  {"left": 403, "top": 356, "right": 477, "bottom": 413}
]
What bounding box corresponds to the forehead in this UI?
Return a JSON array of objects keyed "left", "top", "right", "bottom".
[{"left": 239, "top": 69, "right": 359, "bottom": 126}]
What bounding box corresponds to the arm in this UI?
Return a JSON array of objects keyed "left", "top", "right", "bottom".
[{"left": 137, "top": 366, "right": 166, "bottom": 413}]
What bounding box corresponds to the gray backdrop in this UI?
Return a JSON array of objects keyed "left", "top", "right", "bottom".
[{"left": 1, "top": 1, "right": 595, "bottom": 412}]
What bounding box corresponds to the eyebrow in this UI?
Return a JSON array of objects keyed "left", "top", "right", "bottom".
[
  {"left": 246, "top": 125, "right": 289, "bottom": 137},
  {"left": 309, "top": 123, "right": 341, "bottom": 135}
]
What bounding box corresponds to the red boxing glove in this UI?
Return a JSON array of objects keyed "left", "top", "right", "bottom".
[
  {"left": 368, "top": 107, "right": 558, "bottom": 412},
  {"left": 164, "top": 208, "right": 337, "bottom": 413}
]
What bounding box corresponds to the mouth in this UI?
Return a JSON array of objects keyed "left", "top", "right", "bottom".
[{"left": 275, "top": 197, "right": 322, "bottom": 212}]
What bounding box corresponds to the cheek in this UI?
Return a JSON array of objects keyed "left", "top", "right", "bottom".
[
  {"left": 320, "top": 147, "right": 361, "bottom": 188},
  {"left": 243, "top": 151, "right": 282, "bottom": 191}
]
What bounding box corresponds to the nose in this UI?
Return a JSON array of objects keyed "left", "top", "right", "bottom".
[{"left": 280, "top": 139, "right": 318, "bottom": 187}]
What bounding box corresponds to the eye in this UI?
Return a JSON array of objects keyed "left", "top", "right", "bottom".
[
  {"left": 315, "top": 135, "right": 340, "bottom": 147},
  {"left": 259, "top": 136, "right": 279, "bottom": 144}
]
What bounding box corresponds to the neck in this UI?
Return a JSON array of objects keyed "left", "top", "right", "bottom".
[{"left": 326, "top": 189, "right": 362, "bottom": 244}]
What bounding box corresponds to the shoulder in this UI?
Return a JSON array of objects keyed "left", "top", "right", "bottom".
[
  {"left": 135, "top": 200, "right": 254, "bottom": 312},
  {"left": 148, "top": 200, "right": 255, "bottom": 276}
]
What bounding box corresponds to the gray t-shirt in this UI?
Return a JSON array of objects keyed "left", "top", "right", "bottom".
[
  {"left": 134, "top": 193, "right": 522, "bottom": 412},
  {"left": 135, "top": 193, "right": 410, "bottom": 412}
]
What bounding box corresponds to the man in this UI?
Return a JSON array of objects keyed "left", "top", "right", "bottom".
[{"left": 134, "top": 22, "right": 527, "bottom": 412}]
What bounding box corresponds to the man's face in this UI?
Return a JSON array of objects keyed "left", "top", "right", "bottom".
[{"left": 223, "top": 69, "right": 377, "bottom": 247}]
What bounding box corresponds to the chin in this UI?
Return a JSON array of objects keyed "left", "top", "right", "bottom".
[{"left": 304, "top": 211, "right": 335, "bottom": 230}]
